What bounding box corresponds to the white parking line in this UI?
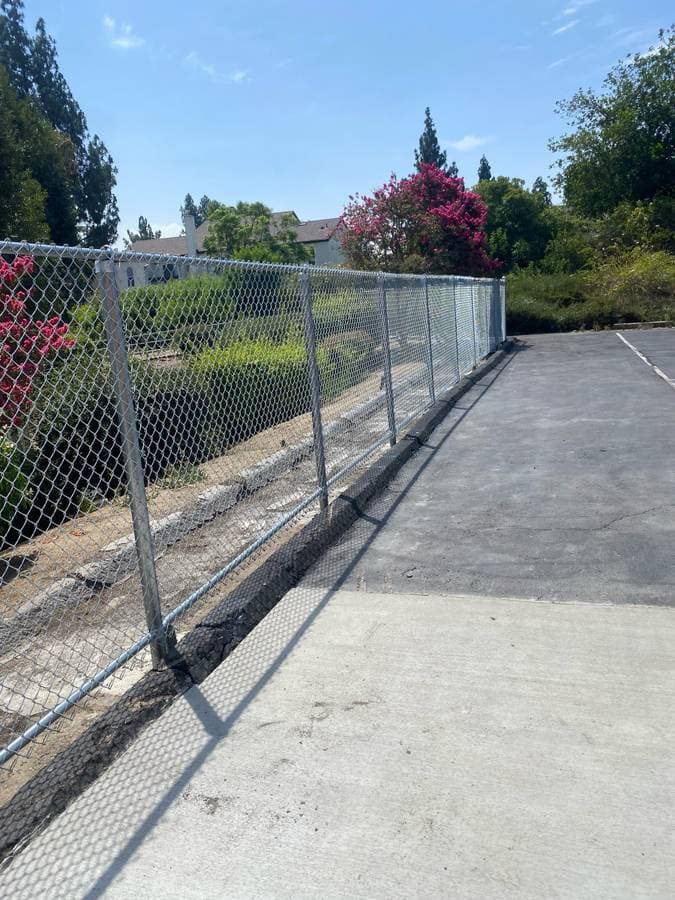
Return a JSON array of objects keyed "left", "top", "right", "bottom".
[{"left": 616, "top": 332, "right": 675, "bottom": 391}]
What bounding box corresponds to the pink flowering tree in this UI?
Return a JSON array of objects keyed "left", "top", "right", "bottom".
[
  {"left": 339, "top": 163, "right": 499, "bottom": 276},
  {"left": 0, "top": 256, "right": 75, "bottom": 429}
]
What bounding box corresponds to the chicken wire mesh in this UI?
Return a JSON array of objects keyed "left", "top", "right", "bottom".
[{"left": 0, "top": 240, "right": 505, "bottom": 772}]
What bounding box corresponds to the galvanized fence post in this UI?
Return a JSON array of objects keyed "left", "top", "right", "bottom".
[
  {"left": 422, "top": 276, "right": 435, "bottom": 405},
  {"left": 377, "top": 273, "right": 397, "bottom": 446},
  {"left": 470, "top": 281, "right": 478, "bottom": 366},
  {"left": 95, "top": 255, "right": 175, "bottom": 668},
  {"left": 299, "top": 267, "right": 329, "bottom": 510},
  {"left": 452, "top": 277, "right": 461, "bottom": 380},
  {"left": 500, "top": 277, "right": 507, "bottom": 343}
]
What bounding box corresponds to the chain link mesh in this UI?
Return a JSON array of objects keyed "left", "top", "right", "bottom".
[{"left": 0, "top": 240, "right": 505, "bottom": 776}]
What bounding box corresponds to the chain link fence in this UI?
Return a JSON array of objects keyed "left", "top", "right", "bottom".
[{"left": 0, "top": 240, "right": 505, "bottom": 772}]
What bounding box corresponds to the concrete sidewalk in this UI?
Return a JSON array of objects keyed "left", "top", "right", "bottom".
[{"left": 2, "top": 332, "right": 675, "bottom": 898}]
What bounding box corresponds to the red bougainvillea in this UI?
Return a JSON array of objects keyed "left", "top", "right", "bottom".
[
  {"left": 0, "top": 256, "right": 75, "bottom": 427},
  {"left": 339, "top": 163, "right": 499, "bottom": 276}
]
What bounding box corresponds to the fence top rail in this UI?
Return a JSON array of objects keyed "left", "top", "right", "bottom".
[{"left": 0, "top": 238, "right": 503, "bottom": 283}]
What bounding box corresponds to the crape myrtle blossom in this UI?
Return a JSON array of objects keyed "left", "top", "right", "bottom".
[
  {"left": 339, "top": 164, "right": 499, "bottom": 276},
  {"left": 0, "top": 256, "right": 75, "bottom": 427}
]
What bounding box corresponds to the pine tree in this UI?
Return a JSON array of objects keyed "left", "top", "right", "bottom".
[
  {"left": 477, "top": 155, "right": 492, "bottom": 181},
  {"left": 532, "top": 176, "right": 552, "bottom": 205},
  {"left": 414, "top": 107, "right": 453, "bottom": 173},
  {"left": 78, "top": 135, "right": 119, "bottom": 246},
  {"left": 124, "top": 215, "right": 161, "bottom": 248},
  {"left": 181, "top": 193, "right": 211, "bottom": 227},
  {"left": 0, "top": 0, "right": 118, "bottom": 245},
  {"left": 0, "top": 0, "right": 31, "bottom": 95},
  {"left": 197, "top": 194, "right": 211, "bottom": 225}
]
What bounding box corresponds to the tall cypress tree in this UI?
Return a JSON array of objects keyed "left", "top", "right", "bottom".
[
  {"left": 0, "top": 0, "right": 119, "bottom": 245},
  {"left": 414, "top": 107, "right": 457, "bottom": 175},
  {"left": 477, "top": 155, "right": 492, "bottom": 181}
]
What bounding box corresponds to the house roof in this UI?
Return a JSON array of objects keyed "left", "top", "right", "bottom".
[
  {"left": 129, "top": 212, "right": 337, "bottom": 255},
  {"left": 293, "top": 218, "right": 340, "bottom": 243}
]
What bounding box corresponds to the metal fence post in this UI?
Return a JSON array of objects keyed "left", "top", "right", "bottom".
[
  {"left": 422, "top": 276, "right": 435, "bottom": 405},
  {"left": 299, "top": 267, "right": 329, "bottom": 510},
  {"left": 500, "top": 277, "right": 507, "bottom": 343},
  {"left": 470, "top": 281, "right": 478, "bottom": 365},
  {"left": 95, "top": 256, "right": 175, "bottom": 668},
  {"left": 452, "top": 277, "right": 461, "bottom": 380},
  {"left": 377, "top": 273, "right": 397, "bottom": 446}
]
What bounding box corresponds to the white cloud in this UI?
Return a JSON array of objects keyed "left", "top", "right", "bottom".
[
  {"left": 552, "top": 19, "right": 579, "bottom": 35},
  {"left": 103, "top": 15, "right": 144, "bottom": 50},
  {"left": 547, "top": 56, "right": 572, "bottom": 69},
  {"left": 185, "top": 52, "right": 250, "bottom": 85},
  {"left": 445, "top": 134, "right": 491, "bottom": 152}
]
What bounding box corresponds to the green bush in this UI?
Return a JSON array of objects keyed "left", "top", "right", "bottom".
[
  {"left": 189, "top": 339, "right": 313, "bottom": 445},
  {"left": 0, "top": 439, "right": 31, "bottom": 544},
  {"left": 506, "top": 251, "right": 675, "bottom": 333}
]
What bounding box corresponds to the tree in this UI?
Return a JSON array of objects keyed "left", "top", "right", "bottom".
[
  {"left": 0, "top": 0, "right": 30, "bottom": 95},
  {"left": 474, "top": 176, "right": 553, "bottom": 272},
  {"left": 550, "top": 27, "right": 675, "bottom": 218},
  {"left": 477, "top": 155, "right": 492, "bottom": 182},
  {"left": 78, "top": 135, "right": 119, "bottom": 247},
  {"left": 30, "top": 17, "right": 87, "bottom": 151},
  {"left": 414, "top": 106, "right": 458, "bottom": 177},
  {"left": 124, "top": 216, "right": 162, "bottom": 248},
  {"left": 203, "top": 202, "right": 312, "bottom": 263},
  {"left": 198, "top": 195, "right": 211, "bottom": 224},
  {"left": 181, "top": 193, "right": 211, "bottom": 227},
  {"left": 0, "top": 0, "right": 119, "bottom": 245},
  {"left": 0, "top": 63, "right": 75, "bottom": 243},
  {"left": 532, "top": 177, "right": 552, "bottom": 206},
  {"left": 339, "top": 163, "right": 498, "bottom": 276}
]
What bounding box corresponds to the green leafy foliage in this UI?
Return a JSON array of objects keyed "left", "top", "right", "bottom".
[
  {"left": 204, "top": 202, "right": 312, "bottom": 264},
  {"left": 0, "top": 439, "right": 30, "bottom": 539},
  {"left": 474, "top": 176, "right": 553, "bottom": 272},
  {"left": 507, "top": 251, "right": 675, "bottom": 333},
  {"left": 0, "top": 0, "right": 118, "bottom": 245},
  {"left": 550, "top": 27, "right": 675, "bottom": 220}
]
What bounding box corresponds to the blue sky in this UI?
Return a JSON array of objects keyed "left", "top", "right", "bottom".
[{"left": 22, "top": 0, "right": 671, "bottom": 243}]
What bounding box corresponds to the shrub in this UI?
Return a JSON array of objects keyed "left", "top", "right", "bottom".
[
  {"left": 319, "top": 330, "right": 378, "bottom": 394},
  {"left": 506, "top": 251, "right": 675, "bottom": 333},
  {"left": 189, "top": 339, "right": 313, "bottom": 446},
  {"left": 0, "top": 255, "right": 75, "bottom": 427},
  {"left": 0, "top": 439, "right": 31, "bottom": 543}
]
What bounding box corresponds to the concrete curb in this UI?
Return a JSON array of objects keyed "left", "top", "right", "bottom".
[{"left": 0, "top": 342, "right": 513, "bottom": 864}]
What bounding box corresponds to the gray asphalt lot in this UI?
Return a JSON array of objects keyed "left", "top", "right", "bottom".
[{"left": 308, "top": 330, "right": 675, "bottom": 605}]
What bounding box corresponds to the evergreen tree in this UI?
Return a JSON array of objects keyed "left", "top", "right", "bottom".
[
  {"left": 197, "top": 194, "right": 211, "bottom": 225},
  {"left": 477, "top": 155, "right": 492, "bottom": 181},
  {"left": 0, "top": 0, "right": 119, "bottom": 245},
  {"left": 0, "top": 0, "right": 30, "bottom": 95},
  {"left": 532, "top": 176, "right": 552, "bottom": 206},
  {"left": 78, "top": 135, "right": 119, "bottom": 247},
  {"left": 181, "top": 192, "right": 211, "bottom": 227},
  {"left": 415, "top": 107, "right": 456, "bottom": 174},
  {"left": 181, "top": 192, "right": 199, "bottom": 225},
  {"left": 30, "top": 18, "right": 86, "bottom": 149},
  {"left": 124, "top": 215, "right": 161, "bottom": 248}
]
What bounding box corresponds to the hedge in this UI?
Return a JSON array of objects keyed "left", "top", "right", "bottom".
[{"left": 1, "top": 329, "right": 378, "bottom": 547}]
